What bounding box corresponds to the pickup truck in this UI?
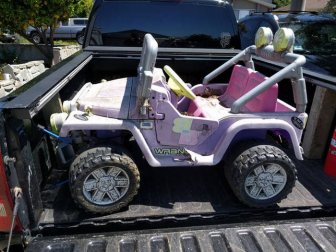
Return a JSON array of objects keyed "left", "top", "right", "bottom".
[
  {"left": 0, "top": 30, "right": 16, "bottom": 43},
  {"left": 1, "top": 1, "right": 336, "bottom": 251},
  {"left": 26, "top": 17, "right": 88, "bottom": 44}
]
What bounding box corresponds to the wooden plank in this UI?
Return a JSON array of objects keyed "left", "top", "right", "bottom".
[{"left": 302, "top": 87, "right": 336, "bottom": 159}]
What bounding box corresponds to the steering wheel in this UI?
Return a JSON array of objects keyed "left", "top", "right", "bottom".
[{"left": 163, "top": 65, "right": 196, "bottom": 100}]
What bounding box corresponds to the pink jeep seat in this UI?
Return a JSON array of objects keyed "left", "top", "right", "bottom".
[
  {"left": 187, "top": 65, "right": 253, "bottom": 119},
  {"left": 187, "top": 96, "right": 230, "bottom": 120},
  {"left": 219, "top": 65, "right": 253, "bottom": 107},
  {"left": 241, "top": 71, "right": 278, "bottom": 112},
  {"left": 186, "top": 65, "right": 278, "bottom": 118},
  {"left": 187, "top": 97, "right": 206, "bottom": 117}
]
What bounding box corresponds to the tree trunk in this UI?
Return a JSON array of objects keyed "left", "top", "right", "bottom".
[
  {"left": 19, "top": 33, "right": 54, "bottom": 67},
  {"left": 39, "top": 46, "right": 53, "bottom": 67}
]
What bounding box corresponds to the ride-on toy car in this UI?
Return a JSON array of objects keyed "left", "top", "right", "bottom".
[{"left": 47, "top": 27, "right": 308, "bottom": 214}]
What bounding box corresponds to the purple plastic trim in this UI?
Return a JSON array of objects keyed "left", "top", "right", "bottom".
[{"left": 59, "top": 112, "right": 303, "bottom": 167}]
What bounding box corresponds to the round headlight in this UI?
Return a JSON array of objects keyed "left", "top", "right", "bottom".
[
  {"left": 273, "top": 28, "right": 295, "bottom": 53},
  {"left": 63, "top": 100, "right": 78, "bottom": 114},
  {"left": 50, "top": 112, "right": 68, "bottom": 133},
  {"left": 255, "top": 27, "right": 273, "bottom": 48}
]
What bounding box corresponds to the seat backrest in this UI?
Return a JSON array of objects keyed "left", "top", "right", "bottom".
[
  {"left": 219, "top": 65, "right": 253, "bottom": 107},
  {"left": 136, "top": 34, "right": 158, "bottom": 99},
  {"left": 241, "top": 71, "right": 278, "bottom": 112}
]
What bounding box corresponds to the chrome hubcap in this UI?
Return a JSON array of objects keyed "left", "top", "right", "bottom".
[
  {"left": 244, "top": 164, "right": 287, "bottom": 200},
  {"left": 83, "top": 166, "right": 130, "bottom": 205}
]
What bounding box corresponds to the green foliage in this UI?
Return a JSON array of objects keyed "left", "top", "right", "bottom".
[
  {"left": 273, "top": 0, "right": 291, "bottom": 8},
  {"left": 0, "top": 0, "right": 88, "bottom": 63},
  {"left": 324, "top": 0, "right": 336, "bottom": 13},
  {"left": 75, "top": 0, "right": 94, "bottom": 17},
  {"left": 0, "top": 0, "right": 78, "bottom": 36}
]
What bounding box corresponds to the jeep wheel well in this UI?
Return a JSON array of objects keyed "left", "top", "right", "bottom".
[
  {"left": 224, "top": 129, "right": 295, "bottom": 159},
  {"left": 69, "top": 130, "right": 134, "bottom": 152}
]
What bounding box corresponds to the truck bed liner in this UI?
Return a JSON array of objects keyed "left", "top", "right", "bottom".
[
  {"left": 38, "top": 159, "right": 336, "bottom": 229},
  {"left": 28, "top": 217, "right": 336, "bottom": 251}
]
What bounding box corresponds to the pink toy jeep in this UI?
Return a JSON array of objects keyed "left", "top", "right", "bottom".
[{"left": 49, "top": 28, "right": 308, "bottom": 214}]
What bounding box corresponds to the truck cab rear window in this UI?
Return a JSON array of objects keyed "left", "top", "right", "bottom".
[{"left": 90, "top": 2, "right": 238, "bottom": 48}]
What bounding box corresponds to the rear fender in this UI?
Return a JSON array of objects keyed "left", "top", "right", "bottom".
[{"left": 220, "top": 119, "right": 303, "bottom": 160}]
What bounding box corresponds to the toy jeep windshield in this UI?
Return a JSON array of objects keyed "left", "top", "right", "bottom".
[{"left": 48, "top": 27, "right": 308, "bottom": 214}]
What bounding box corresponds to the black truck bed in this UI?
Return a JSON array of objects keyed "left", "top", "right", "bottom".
[
  {"left": 26, "top": 158, "right": 336, "bottom": 251},
  {"left": 38, "top": 158, "right": 336, "bottom": 231}
]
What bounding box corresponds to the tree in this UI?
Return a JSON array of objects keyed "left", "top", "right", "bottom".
[
  {"left": 75, "top": 0, "right": 94, "bottom": 17},
  {"left": 273, "top": 0, "right": 291, "bottom": 8},
  {"left": 0, "top": 0, "right": 84, "bottom": 65},
  {"left": 324, "top": 0, "right": 336, "bottom": 13}
]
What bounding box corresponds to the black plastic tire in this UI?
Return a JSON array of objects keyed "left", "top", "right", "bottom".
[
  {"left": 225, "top": 143, "right": 296, "bottom": 208},
  {"left": 69, "top": 146, "right": 140, "bottom": 214}
]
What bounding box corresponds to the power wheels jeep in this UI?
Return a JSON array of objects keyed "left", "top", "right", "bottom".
[{"left": 48, "top": 28, "right": 308, "bottom": 214}]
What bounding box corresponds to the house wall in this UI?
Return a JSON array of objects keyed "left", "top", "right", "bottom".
[{"left": 232, "top": 0, "right": 274, "bottom": 19}]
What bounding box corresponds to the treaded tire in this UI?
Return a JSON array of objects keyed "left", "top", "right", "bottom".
[
  {"left": 225, "top": 143, "right": 296, "bottom": 208},
  {"left": 69, "top": 146, "right": 140, "bottom": 214}
]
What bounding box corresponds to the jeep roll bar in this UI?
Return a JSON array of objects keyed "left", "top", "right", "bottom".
[
  {"left": 203, "top": 45, "right": 307, "bottom": 113},
  {"left": 137, "top": 34, "right": 158, "bottom": 115}
]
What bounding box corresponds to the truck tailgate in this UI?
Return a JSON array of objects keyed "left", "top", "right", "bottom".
[{"left": 26, "top": 218, "right": 336, "bottom": 251}]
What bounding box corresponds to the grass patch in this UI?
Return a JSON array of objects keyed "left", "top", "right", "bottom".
[
  {"left": 54, "top": 40, "right": 78, "bottom": 46},
  {"left": 17, "top": 36, "right": 30, "bottom": 44}
]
